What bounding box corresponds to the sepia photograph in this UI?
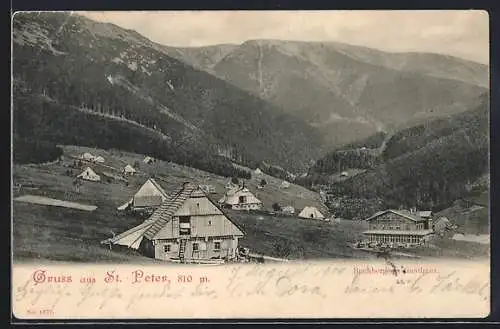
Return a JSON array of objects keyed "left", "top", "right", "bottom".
[{"left": 11, "top": 10, "right": 490, "bottom": 319}]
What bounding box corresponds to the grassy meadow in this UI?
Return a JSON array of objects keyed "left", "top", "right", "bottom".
[
  {"left": 12, "top": 145, "right": 350, "bottom": 263},
  {"left": 12, "top": 144, "right": 489, "bottom": 263}
]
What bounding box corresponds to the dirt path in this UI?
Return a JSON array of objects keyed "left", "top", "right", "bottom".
[{"left": 14, "top": 195, "right": 97, "bottom": 211}]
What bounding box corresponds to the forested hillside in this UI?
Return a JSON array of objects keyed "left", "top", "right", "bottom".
[
  {"left": 12, "top": 12, "right": 325, "bottom": 173},
  {"left": 309, "top": 95, "right": 489, "bottom": 215}
]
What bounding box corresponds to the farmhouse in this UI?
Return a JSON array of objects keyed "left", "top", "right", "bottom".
[
  {"left": 282, "top": 205, "right": 295, "bottom": 215},
  {"left": 298, "top": 206, "right": 325, "bottom": 220},
  {"left": 103, "top": 182, "right": 245, "bottom": 262},
  {"left": 218, "top": 187, "right": 263, "bottom": 211},
  {"left": 433, "top": 217, "right": 452, "bottom": 234},
  {"left": 93, "top": 156, "right": 105, "bottom": 163},
  {"left": 143, "top": 156, "right": 156, "bottom": 164},
  {"left": 123, "top": 164, "right": 137, "bottom": 176},
  {"left": 80, "top": 152, "right": 94, "bottom": 161},
  {"left": 362, "top": 209, "right": 433, "bottom": 246},
  {"left": 254, "top": 168, "right": 263, "bottom": 175},
  {"left": 280, "top": 180, "right": 290, "bottom": 189},
  {"left": 117, "top": 178, "right": 168, "bottom": 211},
  {"left": 77, "top": 167, "right": 100, "bottom": 182}
]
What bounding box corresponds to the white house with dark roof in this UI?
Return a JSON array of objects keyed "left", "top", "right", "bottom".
[
  {"left": 362, "top": 209, "right": 433, "bottom": 246},
  {"left": 104, "top": 182, "right": 245, "bottom": 262},
  {"left": 218, "top": 187, "right": 263, "bottom": 211},
  {"left": 123, "top": 164, "right": 137, "bottom": 176}
]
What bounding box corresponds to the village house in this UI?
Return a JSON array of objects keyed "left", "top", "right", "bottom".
[
  {"left": 280, "top": 180, "right": 290, "bottom": 189},
  {"left": 80, "top": 152, "right": 94, "bottom": 161},
  {"left": 362, "top": 209, "right": 434, "bottom": 246},
  {"left": 432, "top": 217, "right": 453, "bottom": 235},
  {"left": 103, "top": 182, "right": 245, "bottom": 263},
  {"left": 218, "top": 187, "right": 263, "bottom": 211},
  {"left": 281, "top": 205, "right": 295, "bottom": 215},
  {"left": 143, "top": 156, "right": 156, "bottom": 164},
  {"left": 298, "top": 206, "right": 325, "bottom": 220},
  {"left": 77, "top": 167, "right": 101, "bottom": 182},
  {"left": 93, "top": 155, "right": 105, "bottom": 163},
  {"left": 123, "top": 164, "right": 137, "bottom": 176},
  {"left": 117, "top": 178, "right": 168, "bottom": 211}
]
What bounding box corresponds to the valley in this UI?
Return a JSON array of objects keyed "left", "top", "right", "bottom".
[{"left": 11, "top": 12, "right": 490, "bottom": 264}]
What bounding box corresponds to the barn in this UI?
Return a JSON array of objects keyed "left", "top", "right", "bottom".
[
  {"left": 298, "top": 206, "right": 325, "bottom": 220},
  {"left": 123, "top": 164, "right": 137, "bottom": 176},
  {"left": 117, "top": 178, "right": 168, "bottom": 211}
]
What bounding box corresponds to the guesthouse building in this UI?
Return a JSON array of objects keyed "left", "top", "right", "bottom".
[{"left": 362, "top": 209, "right": 433, "bottom": 246}]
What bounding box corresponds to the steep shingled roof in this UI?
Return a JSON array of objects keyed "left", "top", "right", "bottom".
[{"left": 143, "top": 183, "right": 198, "bottom": 240}]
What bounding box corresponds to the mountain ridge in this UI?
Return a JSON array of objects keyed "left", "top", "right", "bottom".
[{"left": 160, "top": 38, "right": 488, "bottom": 148}]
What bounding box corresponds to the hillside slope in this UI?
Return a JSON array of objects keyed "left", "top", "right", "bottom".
[
  {"left": 310, "top": 95, "right": 489, "bottom": 213},
  {"left": 13, "top": 145, "right": 340, "bottom": 262},
  {"left": 12, "top": 13, "right": 325, "bottom": 173}
]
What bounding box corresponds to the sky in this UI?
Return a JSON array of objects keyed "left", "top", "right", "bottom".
[{"left": 81, "top": 10, "right": 489, "bottom": 64}]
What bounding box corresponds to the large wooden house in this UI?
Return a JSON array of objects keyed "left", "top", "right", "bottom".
[
  {"left": 362, "top": 209, "right": 433, "bottom": 246},
  {"left": 104, "top": 182, "right": 245, "bottom": 262}
]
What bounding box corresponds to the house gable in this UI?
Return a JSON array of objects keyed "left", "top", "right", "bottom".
[
  {"left": 135, "top": 179, "right": 167, "bottom": 199},
  {"left": 155, "top": 191, "right": 244, "bottom": 239},
  {"left": 174, "top": 194, "right": 223, "bottom": 217},
  {"left": 299, "top": 206, "right": 324, "bottom": 219},
  {"left": 143, "top": 184, "right": 195, "bottom": 240}
]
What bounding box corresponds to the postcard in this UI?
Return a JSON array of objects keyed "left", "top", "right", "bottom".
[{"left": 11, "top": 10, "right": 490, "bottom": 320}]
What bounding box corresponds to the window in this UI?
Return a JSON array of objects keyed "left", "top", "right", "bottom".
[
  {"left": 208, "top": 220, "right": 212, "bottom": 226},
  {"left": 164, "top": 244, "right": 171, "bottom": 252},
  {"left": 214, "top": 241, "right": 221, "bottom": 251},
  {"left": 179, "top": 216, "right": 191, "bottom": 235},
  {"left": 180, "top": 216, "right": 191, "bottom": 223},
  {"left": 192, "top": 242, "right": 199, "bottom": 252},
  {"left": 239, "top": 196, "right": 246, "bottom": 204}
]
